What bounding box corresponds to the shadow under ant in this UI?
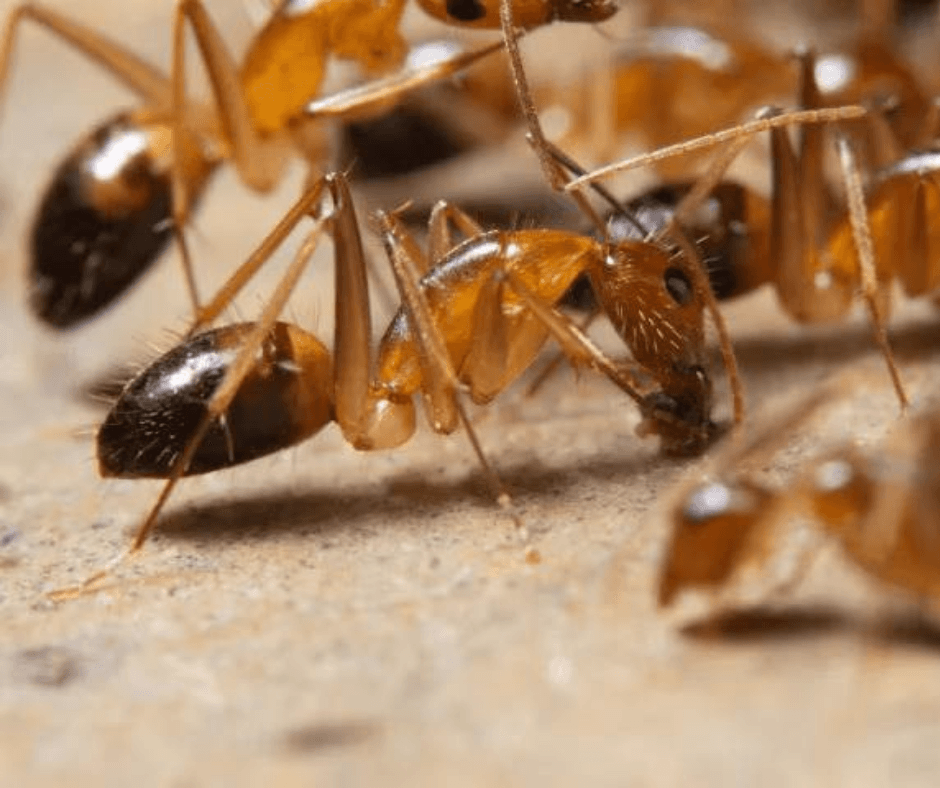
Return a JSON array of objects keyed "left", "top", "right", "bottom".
[
  {"left": 680, "top": 604, "right": 853, "bottom": 642},
  {"left": 681, "top": 602, "right": 940, "bottom": 653},
  {"left": 279, "top": 718, "right": 382, "bottom": 755},
  {"left": 729, "top": 311, "right": 940, "bottom": 380},
  {"left": 151, "top": 441, "right": 673, "bottom": 547}
]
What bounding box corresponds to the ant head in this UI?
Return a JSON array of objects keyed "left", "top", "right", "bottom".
[
  {"left": 592, "top": 238, "right": 708, "bottom": 381},
  {"left": 29, "top": 111, "right": 215, "bottom": 329},
  {"left": 658, "top": 478, "right": 769, "bottom": 606}
]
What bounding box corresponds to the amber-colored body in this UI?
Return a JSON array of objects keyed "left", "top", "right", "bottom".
[{"left": 659, "top": 398, "right": 940, "bottom": 608}]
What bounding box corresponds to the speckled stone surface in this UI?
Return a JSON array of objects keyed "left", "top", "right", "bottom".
[{"left": 4, "top": 3, "right": 940, "bottom": 786}]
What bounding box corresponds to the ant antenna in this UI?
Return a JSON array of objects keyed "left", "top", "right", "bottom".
[{"left": 544, "top": 143, "right": 652, "bottom": 237}]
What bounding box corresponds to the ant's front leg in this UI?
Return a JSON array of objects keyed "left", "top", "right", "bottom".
[
  {"left": 373, "top": 209, "right": 524, "bottom": 530},
  {"left": 503, "top": 270, "right": 720, "bottom": 455}
]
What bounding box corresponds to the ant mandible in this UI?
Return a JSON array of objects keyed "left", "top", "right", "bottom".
[
  {"left": 4, "top": 0, "right": 609, "bottom": 329},
  {"left": 658, "top": 384, "right": 940, "bottom": 611}
]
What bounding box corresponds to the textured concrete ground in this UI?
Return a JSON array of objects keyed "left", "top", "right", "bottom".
[{"left": 3, "top": 2, "right": 940, "bottom": 786}]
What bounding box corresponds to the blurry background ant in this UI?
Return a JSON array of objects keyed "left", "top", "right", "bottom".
[
  {"left": 0, "top": 0, "right": 534, "bottom": 331},
  {"left": 658, "top": 378, "right": 940, "bottom": 618}
]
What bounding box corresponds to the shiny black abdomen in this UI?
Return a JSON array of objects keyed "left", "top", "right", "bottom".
[
  {"left": 29, "top": 114, "right": 175, "bottom": 329},
  {"left": 98, "top": 324, "right": 328, "bottom": 478}
]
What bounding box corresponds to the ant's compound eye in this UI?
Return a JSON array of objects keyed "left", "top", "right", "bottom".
[
  {"left": 446, "top": 0, "right": 486, "bottom": 21},
  {"left": 663, "top": 267, "right": 693, "bottom": 306}
]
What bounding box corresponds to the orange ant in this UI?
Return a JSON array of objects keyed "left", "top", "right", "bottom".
[
  {"left": 3, "top": 0, "right": 565, "bottom": 329},
  {"left": 658, "top": 385, "right": 940, "bottom": 610},
  {"left": 54, "top": 132, "right": 755, "bottom": 598}
]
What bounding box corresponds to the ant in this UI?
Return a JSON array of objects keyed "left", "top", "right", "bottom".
[
  {"left": 5, "top": 0, "right": 612, "bottom": 330},
  {"left": 54, "top": 126, "right": 750, "bottom": 598},
  {"left": 658, "top": 384, "right": 940, "bottom": 610}
]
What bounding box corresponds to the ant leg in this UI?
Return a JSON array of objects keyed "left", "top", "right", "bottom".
[
  {"left": 187, "top": 180, "right": 329, "bottom": 334},
  {"left": 525, "top": 310, "right": 600, "bottom": 398},
  {"left": 427, "top": 201, "right": 484, "bottom": 263},
  {"left": 137, "top": 220, "right": 329, "bottom": 548},
  {"left": 497, "top": 7, "right": 616, "bottom": 234},
  {"left": 499, "top": 0, "right": 566, "bottom": 192},
  {"left": 793, "top": 48, "right": 833, "bottom": 251},
  {"left": 897, "top": 174, "right": 939, "bottom": 299},
  {"left": 377, "top": 210, "right": 462, "bottom": 433},
  {"left": 302, "top": 40, "right": 504, "bottom": 121},
  {"left": 171, "top": 0, "right": 288, "bottom": 193},
  {"left": 836, "top": 137, "right": 908, "bottom": 408},
  {"left": 565, "top": 105, "right": 868, "bottom": 189},
  {"left": 168, "top": 0, "right": 298, "bottom": 322},
  {"left": 329, "top": 173, "right": 417, "bottom": 450},
  {"left": 376, "top": 209, "right": 527, "bottom": 535},
  {"left": 0, "top": 3, "right": 172, "bottom": 113}
]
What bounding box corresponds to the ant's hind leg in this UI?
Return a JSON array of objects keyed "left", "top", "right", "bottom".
[
  {"left": 330, "top": 174, "right": 415, "bottom": 449},
  {"left": 187, "top": 181, "right": 329, "bottom": 334},
  {"left": 49, "top": 180, "right": 335, "bottom": 601},
  {"left": 0, "top": 3, "right": 172, "bottom": 112},
  {"left": 836, "top": 136, "right": 908, "bottom": 408}
]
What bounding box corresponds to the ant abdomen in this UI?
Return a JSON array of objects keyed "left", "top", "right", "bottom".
[
  {"left": 98, "top": 322, "right": 333, "bottom": 478},
  {"left": 29, "top": 112, "right": 214, "bottom": 329}
]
